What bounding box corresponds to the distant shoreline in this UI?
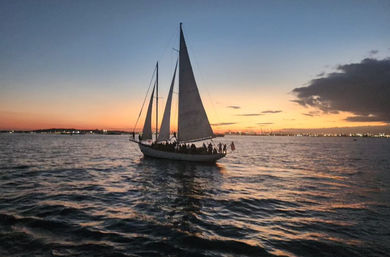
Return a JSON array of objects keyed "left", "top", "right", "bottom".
[
  {"left": 1, "top": 129, "right": 389, "bottom": 138},
  {"left": 0, "top": 129, "right": 131, "bottom": 135}
]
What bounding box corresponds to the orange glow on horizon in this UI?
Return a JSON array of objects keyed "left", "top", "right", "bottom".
[
  {"left": 1, "top": 81, "right": 387, "bottom": 132},
  {"left": 1, "top": 99, "right": 387, "bottom": 132}
]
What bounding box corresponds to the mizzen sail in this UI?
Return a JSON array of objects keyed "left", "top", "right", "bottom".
[
  {"left": 178, "top": 24, "right": 214, "bottom": 142},
  {"left": 157, "top": 60, "right": 178, "bottom": 142},
  {"left": 142, "top": 84, "right": 155, "bottom": 140}
]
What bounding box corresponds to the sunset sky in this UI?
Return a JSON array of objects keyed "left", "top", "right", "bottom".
[{"left": 1, "top": 0, "right": 389, "bottom": 132}]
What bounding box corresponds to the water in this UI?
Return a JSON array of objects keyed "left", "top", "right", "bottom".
[{"left": 1, "top": 134, "right": 389, "bottom": 257}]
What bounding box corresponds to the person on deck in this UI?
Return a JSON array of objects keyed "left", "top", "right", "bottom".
[
  {"left": 208, "top": 143, "right": 213, "bottom": 154},
  {"left": 190, "top": 144, "right": 196, "bottom": 153},
  {"left": 201, "top": 143, "right": 207, "bottom": 154},
  {"left": 230, "top": 141, "right": 235, "bottom": 151}
]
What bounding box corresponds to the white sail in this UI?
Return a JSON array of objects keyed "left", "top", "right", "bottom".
[
  {"left": 142, "top": 84, "right": 155, "bottom": 140},
  {"left": 178, "top": 24, "right": 214, "bottom": 142},
  {"left": 157, "top": 61, "right": 178, "bottom": 142}
]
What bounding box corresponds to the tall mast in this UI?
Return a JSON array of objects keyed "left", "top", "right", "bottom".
[
  {"left": 156, "top": 61, "right": 159, "bottom": 141},
  {"left": 178, "top": 23, "right": 181, "bottom": 136}
]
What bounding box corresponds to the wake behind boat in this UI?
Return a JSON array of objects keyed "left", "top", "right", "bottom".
[{"left": 130, "top": 23, "right": 232, "bottom": 163}]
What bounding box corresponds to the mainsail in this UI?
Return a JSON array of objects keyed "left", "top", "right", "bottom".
[
  {"left": 157, "top": 60, "right": 178, "bottom": 142},
  {"left": 178, "top": 24, "right": 214, "bottom": 142},
  {"left": 142, "top": 84, "right": 155, "bottom": 140}
]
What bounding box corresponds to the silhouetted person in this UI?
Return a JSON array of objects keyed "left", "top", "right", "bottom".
[
  {"left": 208, "top": 143, "right": 213, "bottom": 154},
  {"left": 218, "top": 143, "right": 222, "bottom": 153},
  {"left": 230, "top": 141, "right": 235, "bottom": 151},
  {"left": 223, "top": 144, "right": 227, "bottom": 153},
  {"left": 190, "top": 144, "right": 196, "bottom": 153}
]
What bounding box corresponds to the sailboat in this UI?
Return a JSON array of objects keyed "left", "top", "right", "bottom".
[{"left": 130, "top": 23, "right": 227, "bottom": 163}]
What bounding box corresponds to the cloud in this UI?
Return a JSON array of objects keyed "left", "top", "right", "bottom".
[
  {"left": 210, "top": 122, "right": 236, "bottom": 126},
  {"left": 257, "top": 122, "right": 273, "bottom": 125},
  {"left": 302, "top": 111, "right": 320, "bottom": 117},
  {"left": 227, "top": 105, "right": 241, "bottom": 109},
  {"left": 290, "top": 99, "right": 305, "bottom": 105},
  {"left": 292, "top": 58, "right": 390, "bottom": 123},
  {"left": 345, "top": 115, "right": 384, "bottom": 122},
  {"left": 235, "top": 110, "right": 282, "bottom": 116},
  {"left": 236, "top": 113, "right": 263, "bottom": 116},
  {"left": 261, "top": 110, "right": 282, "bottom": 114},
  {"left": 369, "top": 50, "right": 378, "bottom": 56}
]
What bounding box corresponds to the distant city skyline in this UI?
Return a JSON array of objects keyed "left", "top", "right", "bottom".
[{"left": 1, "top": 0, "right": 389, "bottom": 132}]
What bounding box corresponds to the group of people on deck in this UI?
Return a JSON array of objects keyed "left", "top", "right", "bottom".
[
  {"left": 150, "top": 142, "right": 228, "bottom": 155},
  {"left": 132, "top": 131, "right": 235, "bottom": 155}
]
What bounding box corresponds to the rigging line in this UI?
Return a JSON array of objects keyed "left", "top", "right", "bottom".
[
  {"left": 134, "top": 26, "right": 178, "bottom": 134},
  {"left": 157, "top": 27, "right": 179, "bottom": 71},
  {"left": 133, "top": 66, "right": 157, "bottom": 133},
  {"left": 152, "top": 28, "right": 179, "bottom": 110},
  {"left": 171, "top": 61, "right": 179, "bottom": 134},
  {"left": 172, "top": 57, "right": 179, "bottom": 133},
  {"left": 172, "top": 60, "right": 179, "bottom": 135}
]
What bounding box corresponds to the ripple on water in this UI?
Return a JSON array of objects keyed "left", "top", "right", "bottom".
[{"left": 1, "top": 134, "right": 389, "bottom": 256}]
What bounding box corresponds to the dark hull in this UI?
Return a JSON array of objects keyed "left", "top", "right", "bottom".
[{"left": 138, "top": 143, "right": 225, "bottom": 163}]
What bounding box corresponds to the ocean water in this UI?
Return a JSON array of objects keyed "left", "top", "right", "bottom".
[{"left": 0, "top": 134, "right": 389, "bottom": 257}]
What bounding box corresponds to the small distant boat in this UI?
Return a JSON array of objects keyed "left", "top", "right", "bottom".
[{"left": 130, "top": 23, "right": 228, "bottom": 163}]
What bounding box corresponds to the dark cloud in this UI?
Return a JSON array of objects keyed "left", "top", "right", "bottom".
[
  {"left": 210, "top": 122, "right": 236, "bottom": 126},
  {"left": 316, "top": 72, "right": 325, "bottom": 77},
  {"left": 261, "top": 110, "right": 282, "bottom": 114},
  {"left": 369, "top": 50, "right": 378, "bottom": 56},
  {"left": 236, "top": 113, "right": 263, "bottom": 116},
  {"left": 290, "top": 99, "right": 305, "bottom": 105},
  {"left": 257, "top": 122, "right": 273, "bottom": 125},
  {"left": 292, "top": 58, "right": 390, "bottom": 123},
  {"left": 302, "top": 111, "right": 320, "bottom": 117},
  {"left": 227, "top": 105, "right": 241, "bottom": 109},
  {"left": 282, "top": 125, "right": 390, "bottom": 134},
  {"left": 345, "top": 115, "right": 384, "bottom": 122}
]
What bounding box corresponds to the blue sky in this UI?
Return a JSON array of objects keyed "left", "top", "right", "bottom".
[{"left": 1, "top": 0, "right": 389, "bottom": 130}]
